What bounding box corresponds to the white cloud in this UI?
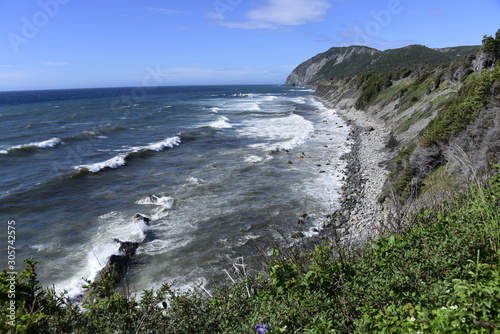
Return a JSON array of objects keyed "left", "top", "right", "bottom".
[
  {"left": 155, "top": 67, "right": 268, "bottom": 79},
  {"left": 146, "top": 65, "right": 284, "bottom": 84},
  {"left": 44, "top": 62, "right": 70, "bottom": 66},
  {"left": 0, "top": 71, "right": 26, "bottom": 79},
  {"left": 210, "top": 0, "right": 331, "bottom": 30},
  {"left": 247, "top": 0, "right": 331, "bottom": 26}
]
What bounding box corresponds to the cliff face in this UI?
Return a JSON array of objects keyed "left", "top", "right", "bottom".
[
  {"left": 285, "top": 44, "right": 479, "bottom": 87},
  {"left": 285, "top": 46, "right": 379, "bottom": 87}
]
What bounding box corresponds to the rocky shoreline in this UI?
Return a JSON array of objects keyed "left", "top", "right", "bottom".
[{"left": 318, "top": 98, "right": 393, "bottom": 247}]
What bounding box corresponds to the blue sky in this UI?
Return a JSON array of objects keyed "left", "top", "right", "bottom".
[{"left": 0, "top": 0, "right": 499, "bottom": 91}]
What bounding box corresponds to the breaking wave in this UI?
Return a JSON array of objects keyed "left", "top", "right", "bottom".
[
  {"left": 0, "top": 137, "right": 62, "bottom": 154},
  {"left": 73, "top": 136, "right": 181, "bottom": 175}
]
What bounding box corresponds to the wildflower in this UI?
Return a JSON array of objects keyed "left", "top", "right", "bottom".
[
  {"left": 442, "top": 306, "right": 447, "bottom": 310},
  {"left": 450, "top": 305, "right": 458, "bottom": 310},
  {"left": 410, "top": 317, "right": 416, "bottom": 322},
  {"left": 255, "top": 323, "right": 271, "bottom": 333}
]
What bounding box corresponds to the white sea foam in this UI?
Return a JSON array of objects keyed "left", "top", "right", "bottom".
[
  {"left": 140, "top": 237, "right": 191, "bottom": 255},
  {"left": 58, "top": 211, "right": 156, "bottom": 298},
  {"left": 209, "top": 116, "right": 232, "bottom": 129},
  {"left": 1, "top": 137, "right": 62, "bottom": 154},
  {"left": 186, "top": 177, "right": 204, "bottom": 185},
  {"left": 244, "top": 155, "right": 264, "bottom": 163},
  {"left": 210, "top": 107, "right": 220, "bottom": 113},
  {"left": 289, "top": 88, "right": 316, "bottom": 92},
  {"left": 233, "top": 102, "right": 261, "bottom": 111},
  {"left": 137, "top": 194, "right": 174, "bottom": 208},
  {"left": 137, "top": 194, "right": 175, "bottom": 220},
  {"left": 292, "top": 97, "right": 307, "bottom": 104},
  {"left": 238, "top": 114, "right": 314, "bottom": 151}
]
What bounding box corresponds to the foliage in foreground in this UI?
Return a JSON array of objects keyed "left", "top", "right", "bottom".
[{"left": 1, "top": 169, "right": 499, "bottom": 333}]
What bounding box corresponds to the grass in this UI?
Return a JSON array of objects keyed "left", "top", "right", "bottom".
[{"left": 394, "top": 107, "right": 435, "bottom": 134}]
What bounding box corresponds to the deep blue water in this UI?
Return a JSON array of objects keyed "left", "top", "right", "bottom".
[{"left": 0, "top": 85, "right": 350, "bottom": 296}]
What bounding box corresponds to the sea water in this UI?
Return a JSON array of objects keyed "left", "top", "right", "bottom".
[{"left": 0, "top": 85, "right": 350, "bottom": 297}]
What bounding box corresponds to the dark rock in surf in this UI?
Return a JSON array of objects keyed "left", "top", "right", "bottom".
[
  {"left": 85, "top": 239, "right": 140, "bottom": 299},
  {"left": 291, "top": 232, "right": 305, "bottom": 239},
  {"left": 134, "top": 213, "right": 151, "bottom": 225}
]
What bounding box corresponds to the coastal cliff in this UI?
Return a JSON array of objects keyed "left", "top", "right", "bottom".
[
  {"left": 285, "top": 44, "right": 479, "bottom": 87},
  {"left": 298, "top": 33, "right": 500, "bottom": 243}
]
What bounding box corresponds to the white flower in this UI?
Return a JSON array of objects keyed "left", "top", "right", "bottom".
[
  {"left": 442, "top": 306, "right": 448, "bottom": 310},
  {"left": 450, "top": 305, "right": 458, "bottom": 310},
  {"left": 461, "top": 318, "right": 466, "bottom": 323},
  {"left": 410, "top": 317, "right": 416, "bottom": 322}
]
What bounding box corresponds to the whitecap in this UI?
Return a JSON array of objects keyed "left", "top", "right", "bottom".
[
  {"left": 1, "top": 137, "right": 62, "bottom": 154},
  {"left": 34, "top": 137, "right": 62, "bottom": 148},
  {"left": 143, "top": 136, "right": 181, "bottom": 151},
  {"left": 73, "top": 136, "right": 181, "bottom": 173},
  {"left": 209, "top": 116, "right": 232, "bottom": 129},
  {"left": 75, "top": 154, "right": 127, "bottom": 173}
]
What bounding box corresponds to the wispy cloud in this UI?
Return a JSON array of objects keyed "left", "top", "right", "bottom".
[
  {"left": 44, "top": 62, "right": 70, "bottom": 66},
  {"left": 247, "top": 0, "right": 331, "bottom": 26},
  {"left": 210, "top": 0, "right": 331, "bottom": 30},
  {"left": 148, "top": 7, "right": 185, "bottom": 15},
  {"left": 0, "top": 71, "right": 26, "bottom": 79},
  {"left": 154, "top": 66, "right": 268, "bottom": 78}
]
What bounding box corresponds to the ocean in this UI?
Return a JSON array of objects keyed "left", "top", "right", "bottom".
[{"left": 0, "top": 85, "right": 350, "bottom": 298}]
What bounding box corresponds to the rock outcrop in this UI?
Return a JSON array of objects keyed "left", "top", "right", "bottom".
[
  {"left": 285, "top": 46, "right": 379, "bottom": 87},
  {"left": 285, "top": 44, "right": 479, "bottom": 87}
]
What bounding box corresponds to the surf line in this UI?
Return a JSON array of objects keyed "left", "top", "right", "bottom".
[{"left": 73, "top": 136, "right": 181, "bottom": 175}]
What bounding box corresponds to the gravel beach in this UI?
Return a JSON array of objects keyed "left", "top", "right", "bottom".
[{"left": 318, "top": 98, "right": 393, "bottom": 246}]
